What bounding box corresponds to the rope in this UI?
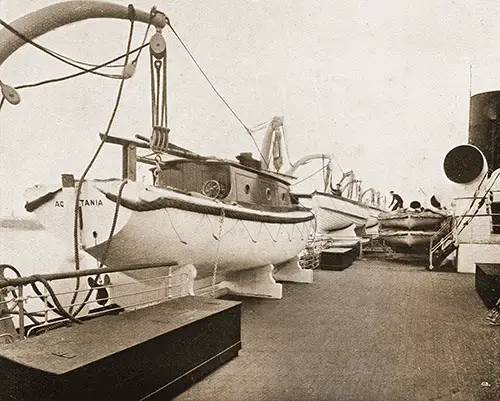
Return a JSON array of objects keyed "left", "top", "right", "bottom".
[
  {"left": 31, "top": 275, "right": 82, "bottom": 325},
  {"left": 42, "top": 46, "right": 125, "bottom": 68},
  {"left": 14, "top": 44, "right": 149, "bottom": 91},
  {"left": 211, "top": 207, "right": 225, "bottom": 298},
  {"left": 290, "top": 165, "right": 327, "bottom": 187},
  {"left": 0, "top": 18, "right": 125, "bottom": 79},
  {"left": 167, "top": 23, "right": 269, "bottom": 167},
  {"left": 0, "top": 265, "right": 40, "bottom": 325},
  {"left": 71, "top": 180, "right": 128, "bottom": 318},
  {"left": 248, "top": 118, "right": 273, "bottom": 133},
  {"left": 69, "top": 13, "right": 137, "bottom": 314}
]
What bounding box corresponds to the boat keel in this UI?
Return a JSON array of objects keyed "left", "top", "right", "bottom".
[
  {"left": 222, "top": 265, "right": 283, "bottom": 299},
  {"left": 273, "top": 256, "right": 314, "bottom": 283}
]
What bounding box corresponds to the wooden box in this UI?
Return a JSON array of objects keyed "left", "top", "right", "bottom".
[
  {"left": 0, "top": 296, "right": 241, "bottom": 400},
  {"left": 320, "top": 247, "right": 356, "bottom": 271},
  {"left": 475, "top": 263, "right": 500, "bottom": 309}
]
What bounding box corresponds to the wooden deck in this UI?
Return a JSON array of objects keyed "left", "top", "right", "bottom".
[{"left": 175, "top": 258, "right": 500, "bottom": 401}]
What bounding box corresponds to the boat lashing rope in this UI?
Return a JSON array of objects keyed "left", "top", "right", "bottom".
[
  {"left": 166, "top": 22, "right": 270, "bottom": 168},
  {"left": 211, "top": 207, "right": 225, "bottom": 298},
  {"left": 69, "top": 5, "right": 146, "bottom": 316}
]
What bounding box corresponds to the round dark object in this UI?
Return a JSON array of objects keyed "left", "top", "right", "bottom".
[
  {"left": 443, "top": 145, "right": 484, "bottom": 184},
  {"left": 410, "top": 201, "right": 421, "bottom": 209},
  {"left": 202, "top": 180, "right": 221, "bottom": 198}
]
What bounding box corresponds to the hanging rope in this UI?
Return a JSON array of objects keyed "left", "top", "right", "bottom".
[
  {"left": 31, "top": 275, "right": 82, "bottom": 325},
  {"left": 69, "top": 6, "right": 139, "bottom": 315},
  {"left": 70, "top": 179, "right": 128, "bottom": 318},
  {"left": 14, "top": 44, "right": 149, "bottom": 91},
  {"left": 167, "top": 22, "right": 269, "bottom": 167},
  {"left": 290, "top": 165, "right": 328, "bottom": 187},
  {"left": 0, "top": 18, "right": 129, "bottom": 79}
]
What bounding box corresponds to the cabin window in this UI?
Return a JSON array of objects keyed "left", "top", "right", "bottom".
[
  {"left": 266, "top": 188, "right": 272, "bottom": 200},
  {"left": 244, "top": 184, "right": 251, "bottom": 194},
  {"left": 281, "top": 193, "right": 286, "bottom": 202}
]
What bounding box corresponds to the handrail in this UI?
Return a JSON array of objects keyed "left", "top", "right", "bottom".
[
  {"left": 0, "top": 262, "right": 193, "bottom": 341},
  {"left": 0, "top": 261, "right": 177, "bottom": 289},
  {"left": 429, "top": 168, "right": 500, "bottom": 268}
]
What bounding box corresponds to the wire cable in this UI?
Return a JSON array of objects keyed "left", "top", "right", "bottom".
[
  {"left": 0, "top": 18, "right": 126, "bottom": 79},
  {"left": 167, "top": 23, "right": 269, "bottom": 167},
  {"left": 290, "top": 165, "right": 327, "bottom": 187},
  {"left": 14, "top": 43, "right": 148, "bottom": 91}
]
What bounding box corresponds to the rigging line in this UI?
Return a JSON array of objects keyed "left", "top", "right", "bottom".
[
  {"left": 290, "top": 165, "right": 327, "bottom": 187},
  {"left": 44, "top": 47, "right": 125, "bottom": 69},
  {"left": 0, "top": 18, "right": 124, "bottom": 79},
  {"left": 248, "top": 118, "right": 273, "bottom": 132},
  {"left": 281, "top": 123, "right": 294, "bottom": 167},
  {"left": 167, "top": 23, "right": 269, "bottom": 167},
  {"left": 70, "top": 15, "right": 136, "bottom": 313},
  {"left": 133, "top": 16, "right": 153, "bottom": 64},
  {"left": 331, "top": 153, "right": 344, "bottom": 175},
  {"left": 14, "top": 43, "right": 149, "bottom": 91}
]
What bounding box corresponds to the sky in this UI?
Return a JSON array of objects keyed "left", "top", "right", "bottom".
[{"left": 1, "top": 0, "right": 500, "bottom": 215}]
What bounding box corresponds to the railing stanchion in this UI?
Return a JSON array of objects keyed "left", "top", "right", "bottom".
[{"left": 17, "top": 286, "right": 25, "bottom": 340}]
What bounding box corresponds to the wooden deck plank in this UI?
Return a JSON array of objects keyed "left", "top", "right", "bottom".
[{"left": 175, "top": 259, "right": 500, "bottom": 401}]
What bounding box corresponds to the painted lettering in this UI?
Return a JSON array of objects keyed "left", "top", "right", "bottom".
[
  {"left": 54, "top": 199, "right": 103, "bottom": 207},
  {"left": 78, "top": 199, "right": 104, "bottom": 207}
]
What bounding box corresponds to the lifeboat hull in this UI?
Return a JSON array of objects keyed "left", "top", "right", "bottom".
[{"left": 24, "top": 180, "right": 315, "bottom": 280}]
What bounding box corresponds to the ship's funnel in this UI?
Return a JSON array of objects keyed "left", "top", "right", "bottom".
[{"left": 443, "top": 144, "right": 487, "bottom": 184}]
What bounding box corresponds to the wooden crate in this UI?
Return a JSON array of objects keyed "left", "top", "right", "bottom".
[
  {"left": 0, "top": 296, "right": 241, "bottom": 401},
  {"left": 320, "top": 247, "right": 357, "bottom": 271},
  {"left": 475, "top": 263, "right": 500, "bottom": 309}
]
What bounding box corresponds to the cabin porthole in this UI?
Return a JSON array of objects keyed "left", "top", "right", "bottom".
[
  {"left": 244, "top": 184, "right": 251, "bottom": 194},
  {"left": 281, "top": 193, "right": 286, "bottom": 202},
  {"left": 266, "top": 188, "right": 272, "bottom": 200}
]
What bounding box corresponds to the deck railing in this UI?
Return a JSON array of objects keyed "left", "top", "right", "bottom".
[
  {"left": 0, "top": 262, "right": 193, "bottom": 342},
  {"left": 428, "top": 187, "right": 500, "bottom": 269}
]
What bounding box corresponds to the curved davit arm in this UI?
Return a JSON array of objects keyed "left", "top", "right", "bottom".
[
  {"left": 0, "top": 1, "right": 167, "bottom": 68},
  {"left": 285, "top": 153, "right": 333, "bottom": 176}
]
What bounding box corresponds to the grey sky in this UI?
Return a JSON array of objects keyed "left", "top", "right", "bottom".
[{"left": 1, "top": 0, "right": 499, "bottom": 214}]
